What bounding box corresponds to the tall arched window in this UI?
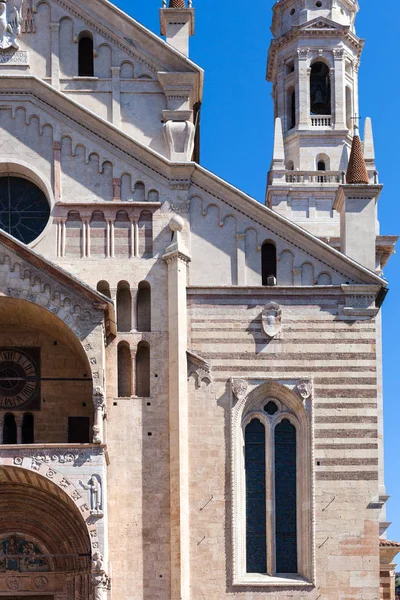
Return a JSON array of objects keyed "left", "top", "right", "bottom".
[
  {"left": 137, "top": 281, "right": 151, "bottom": 332},
  {"left": 275, "top": 419, "right": 297, "bottom": 574},
  {"left": 117, "top": 282, "right": 132, "bottom": 332},
  {"left": 261, "top": 242, "right": 277, "bottom": 286},
  {"left": 22, "top": 413, "right": 34, "bottom": 444},
  {"left": 136, "top": 342, "right": 150, "bottom": 397},
  {"left": 118, "top": 342, "right": 132, "bottom": 398},
  {"left": 310, "top": 62, "right": 331, "bottom": 115},
  {"left": 232, "top": 383, "right": 313, "bottom": 585},
  {"left": 245, "top": 419, "right": 266, "bottom": 573},
  {"left": 78, "top": 34, "right": 94, "bottom": 77},
  {"left": 3, "top": 413, "right": 17, "bottom": 444}
]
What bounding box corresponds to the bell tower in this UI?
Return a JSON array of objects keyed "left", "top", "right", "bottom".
[{"left": 266, "top": 0, "right": 375, "bottom": 239}]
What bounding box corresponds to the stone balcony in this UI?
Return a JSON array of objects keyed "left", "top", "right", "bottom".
[
  {"left": 310, "top": 115, "right": 332, "bottom": 127},
  {"left": 285, "top": 170, "right": 344, "bottom": 184}
]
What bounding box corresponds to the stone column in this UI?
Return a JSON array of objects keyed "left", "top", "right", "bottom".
[
  {"left": 92, "top": 387, "right": 106, "bottom": 444},
  {"left": 92, "top": 573, "right": 108, "bottom": 600},
  {"left": 333, "top": 49, "right": 345, "bottom": 129},
  {"left": 50, "top": 23, "right": 60, "bottom": 90},
  {"left": 297, "top": 48, "right": 310, "bottom": 128},
  {"left": 54, "top": 141, "right": 62, "bottom": 201},
  {"left": 163, "top": 215, "right": 191, "bottom": 600},
  {"left": 15, "top": 414, "right": 23, "bottom": 445},
  {"left": 111, "top": 67, "right": 121, "bottom": 128}
]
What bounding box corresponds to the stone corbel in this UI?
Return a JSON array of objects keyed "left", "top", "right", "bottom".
[
  {"left": 158, "top": 72, "right": 197, "bottom": 161},
  {"left": 187, "top": 350, "right": 212, "bottom": 389},
  {"left": 340, "top": 285, "right": 381, "bottom": 318}
]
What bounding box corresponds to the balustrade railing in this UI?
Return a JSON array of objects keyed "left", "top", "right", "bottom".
[
  {"left": 310, "top": 115, "right": 332, "bottom": 127},
  {"left": 285, "top": 171, "right": 344, "bottom": 184}
]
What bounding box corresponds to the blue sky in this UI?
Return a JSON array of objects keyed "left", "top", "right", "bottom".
[{"left": 116, "top": 1, "right": 400, "bottom": 540}]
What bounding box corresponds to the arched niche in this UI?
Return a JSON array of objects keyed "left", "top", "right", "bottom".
[
  {"left": 135, "top": 341, "right": 150, "bottom": 397},
  {"left": 78, "top": 31, "right": 94, "bottom": 77},
  {"left": 137, "top": 281, "right": 151, "bottom": 332},
  {"left": 117, "top": 281, "right": 132, "bottom": 332},
  {"left": 310, "top": 61, "right": 331, "bottom": 115},
  {"left": 118, "top": 342, "right": 132, "bottom": 398}
]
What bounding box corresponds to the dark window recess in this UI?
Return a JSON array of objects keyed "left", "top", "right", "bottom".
[
  {"left": 290, "top": 90, "right": 296, "bottom": 129},
  {"left": 275, "top": 419, "right": 297, "bottom": 574},
  {"left": 78, "top": 36, "right": 94, "bottom": 77},
  {"left": 137, "top": 281, "right": 151, "bottom": 332},
  {"left": 136, "top": 342, "right": 150, "bottom": 397},
  {"left": 245, "top": 419, "right": 267, "bottom": 573},
  {"left": 261, "top": 242, "right": 277, "bottom": 286},
  {"left": 264, "top": 401, "right": 278, "bottom": 416},
  {"left": 310, "top": 62, "right": 331, "bottom": 115},
  {"left": 68, "top": 416, "right": 90, "bottom": 443},
  {"left": 3, "top": 413, "right": 17, "bottom": 444},
  {"left": 22, "top": 413, "right": 34, "bottom": 444},
  {"left": 318, "top": 160, "right": 326, "bottom": 171}
]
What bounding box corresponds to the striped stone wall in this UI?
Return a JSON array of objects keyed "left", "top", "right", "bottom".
[{"left": 187, "top": 286, "right": 381, "bottom": 599}]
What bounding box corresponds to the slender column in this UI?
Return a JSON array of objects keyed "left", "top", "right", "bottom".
[
  {"left": 56, "top": 219, "right": 61, "bottom": 257},
  {"left": 61, "top": 218, "right": 66, "bottom": 257},
  {"left": 87, "top": 219, "right": 91, "bottom": 258},
  {"left": 163, "top": 216, "right": 191, "bottom": 600},
  {"left": 129, "top": 218, "right": 136, "bottom": 258},
  {"left": 112, "top": 177, "right": 121, "bottom": 202},
  {"left": 50, "top": 23, "right": 60, "bottom": 90},
  {"left": 236, "top": 234, "right": 246, "bottom": 286},
  {"left": 134, "top": 219, "right": 139, "bottom": 257},
  {"left": 333, "top": 49, "right": 345, "bottom": 129},
  {"left": 110, "top": 220, "right": 115, "bottom": 258},
  {"left": 53, "top": 141, "right": 62, "bottom": 201},
  {"left": 111, "top": 67, "right": 121, "bottom": 128},
  {"left": 82, "top": 218, "right": 87, "bottom": 258},
  {"left": 297, "top": 48, "right": 310, "bottom": 128},
  {"left": 106, "top": 221, "right": 111, "bottom": 258},
  {"left": 15, "top": 414, "right": 23, "bottom": 445},
  {"left": 92, "top": 387, "right": 106, "bottom": 444}
]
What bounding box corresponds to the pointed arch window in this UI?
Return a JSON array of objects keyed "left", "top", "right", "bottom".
[{"left": 232, "top": 384, "right": 314, "bottom": 586}]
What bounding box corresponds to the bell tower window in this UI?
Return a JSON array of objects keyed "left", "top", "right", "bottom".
[
  {"left": 78, "top": 33, "right": 94, "bottom": 77},
  {"left": 310, "top": 62, "right": 331, "bottom": 115}
]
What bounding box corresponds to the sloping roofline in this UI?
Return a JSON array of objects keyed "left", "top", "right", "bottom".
[
  {"left": 56, "top": 0, "right": 203, "bottom": 101},
  {"left": 0, "top": 75, "right": 387, "bottom": 290}
]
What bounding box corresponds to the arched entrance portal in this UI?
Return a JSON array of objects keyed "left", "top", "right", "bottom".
[{"left": 0, "top": 466, "right": 100, "bottom": 599}]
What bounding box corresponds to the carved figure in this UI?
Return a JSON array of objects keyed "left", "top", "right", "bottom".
[
  {"left": 0, "top": 0, "right": 22, "bottom": 50},
  {"left": 231, "top": 379, "right": 248, "bottom": 401},
  {"left": 91, "top": 551, "right": 104, "bottom": 573},
  {"left": 261, "top": 303, "right": 282, "bottom": 339},
  {"left": 80, "top": 475, "right": 102, "bottom": 514}
]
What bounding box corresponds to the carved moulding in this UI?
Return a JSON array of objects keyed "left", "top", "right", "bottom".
[
  {"left": 340, "top": 285, "right": 380, "bottom": 319},
  {"left": 187, "top": 350, "right": 212, "bottom": 389}
]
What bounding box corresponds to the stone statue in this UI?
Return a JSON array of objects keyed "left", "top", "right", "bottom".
[
  {"left": 80, "top": 475, "right": 102, "bottom": 514},
  {"left": 0, "top": 0, "right": 22, "bottom": 50}
]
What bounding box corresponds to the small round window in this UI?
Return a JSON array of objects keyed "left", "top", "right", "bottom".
[
  {"left": 0, "top": 176, "right": 50, "bottom": 244},
  {"left": 315, "top": 1, "right": 323, "bottom": 6},
  {"left": 290, "top": 8, "right": 295, "bottom": 15}
]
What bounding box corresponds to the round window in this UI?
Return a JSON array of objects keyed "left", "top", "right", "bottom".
[
  {"left": 290, "top": 8, "right": 295, "bottom": 15},
  {"left": 315, "top": 1, "right": 323, "bottom": 6},
  {"left": 0, "top": 176, "right": 50, "bottom": 244}
]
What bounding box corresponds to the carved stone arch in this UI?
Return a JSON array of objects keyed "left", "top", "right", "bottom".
[
  {"left": 231, "top": 379, "right": 315, "bottom": 585},
  {"left": 0, "top": 463, "right": 100, "bottom": 557},
  {"left": 0, "top": 278, "right": 105, "bottom": 389}
]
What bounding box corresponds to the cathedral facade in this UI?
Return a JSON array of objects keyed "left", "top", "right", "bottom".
[{"left": 0, "top": 0, "right": 397, "bottom": 599}]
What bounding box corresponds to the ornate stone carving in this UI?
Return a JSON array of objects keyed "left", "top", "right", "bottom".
[
  {"left": 31, "top": 450, "right": 92, "bottom": 470},
  {"left": 296, "top": 380, "right": 313, "bottom": 400},
  {"left": 0, "top": 0, "right": 22, "bottom": 50},
  {"left": 6, "top": 576, "right": 21, "bottom": 590},
  {"left": 187, "top": 350, "right": 211, "bottom": 389},
  {"left": 93, "top": 387, "right": 106, "bottom": 410},
  {"left": 34, "top": 575, "right": 48, "bottom": 590},
  {"left": 231, "top": 379, "right": 248, "bottom": 401},
  {"left": 80, "top": 475, "right": 103, "bottom": 516},
  {"left": 261, "top": 303, "right": 282, "bottom": 339}
]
